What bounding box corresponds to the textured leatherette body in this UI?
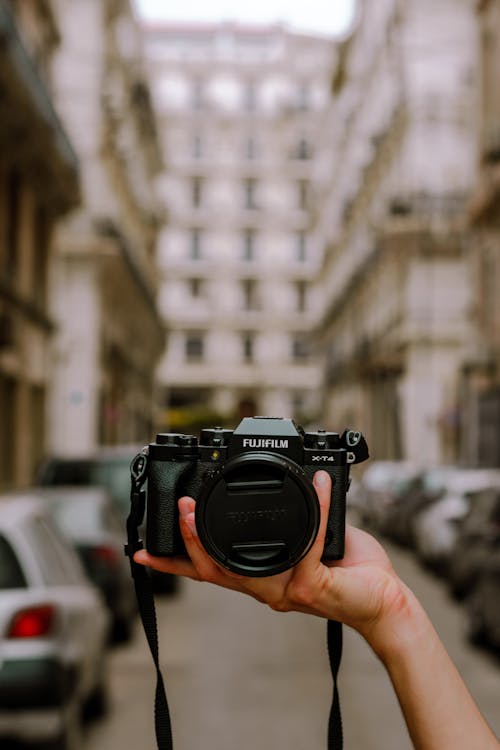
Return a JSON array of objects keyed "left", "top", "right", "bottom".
[
  {"left": 303, "top": 464, "right": 347, "bottom": 560},
  {"left": 146, "top": 459, "right": 213, "bottom": 556}
]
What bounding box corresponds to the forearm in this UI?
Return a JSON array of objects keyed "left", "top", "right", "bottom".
[{"left": 365, "top": 583, "right": 499, "bottom": 750}]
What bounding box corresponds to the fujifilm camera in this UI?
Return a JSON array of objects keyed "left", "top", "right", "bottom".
[{"left": 146, "top": 416, "right": 369, "bottom": 577}]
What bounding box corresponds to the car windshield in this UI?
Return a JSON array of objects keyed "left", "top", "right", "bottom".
[
  {"left": 88, "top": 460, "right": 132, "bottom": 516},
  {"left": 0, "top": 534, "right": 27, "bottom": 589},
  {"left": 42, "top": 457, "right": 134, "bottom": 517}
]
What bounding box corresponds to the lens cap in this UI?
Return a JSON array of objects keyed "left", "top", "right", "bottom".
[{"left": 195, "top": 453, "right": 320, "bottom": 577}]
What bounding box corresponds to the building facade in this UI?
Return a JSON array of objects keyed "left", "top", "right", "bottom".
[
  {"left": 47, "top": 0, "right": 165, "bottom": 456},
  {"left": 0, "top": 0, "right": 79, "bottom": 488},
  {"left": 314, "top": 0, "right": 478, "bottom": 465},
  {"left": 463, "top": 0, "right": 500, "bottom": 466},
  {"left": 142, "top": 22, "right": 335, "bottom": 431}
]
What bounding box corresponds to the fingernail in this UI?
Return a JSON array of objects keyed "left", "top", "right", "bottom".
[
  {"left": 314, "top": 470, "right": 328, "bottom": 486},
  {"left": 178, "top": 498, "right": 197, "bottom": 536},
  {"left": 178, "top": 497, "right": 191, "bottom": 518}
]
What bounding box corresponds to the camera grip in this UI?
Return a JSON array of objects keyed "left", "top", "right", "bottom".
[
  {"left": 146, "top": 459, "right": 212, "bottom": 557},
  {"left": 303, "top": 464, "right": 347, "bottom": 561}
]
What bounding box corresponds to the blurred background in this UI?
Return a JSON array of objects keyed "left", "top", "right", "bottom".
[{"left": 0, "top": 0, "right": 499, "bottom": 748}]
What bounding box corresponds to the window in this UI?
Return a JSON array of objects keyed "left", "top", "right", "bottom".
[
  {"left": 27, "top": 518, "right": 85, "bottom": 586},
  {"left": 292, "top": 392, "right": 306, "bottom": 415},
  {"left": 244, "top": 178, "right": 258, "bottom": 209},
  {"left": 291, "top": 334, "right": 309, "bottom": 361},
  {"left": 188, "top": 278, "right": 203, "bottom": 297},
  {"left": 0, "top": 374, "right": 16, "bottom": 486},
  {"left": 295, "top": 280, "right": 308, "bottom": 312},
  {"left": 0, "top": 534, "right": 26, "bottom": 589},
  {"left": 241, "top": 332, "right": 255, "bottom": 363},
  {"left": 297, "top": 83, "right": 310, "bottom": 111},
  {"left": 189, "top": 229, "right": 202, "bottom": 259},
  {"left": 191, "top": 79, "right": 205, "bottom": 110},
  {"left": 296, "top": 139, "right": 312, "bottom": 160},
  {"left": 191, "top": 177, "right": 203, "bottom": 207},
  {"left": 243, "top": 81, "right": 257, "bottom": 111},
  {"left": 192, "top": 134, "right": 203, "bottom": 159},
  {"left": 296, "top": 232, "right": 307, "bottom": 262},
  {"left": 245, "top": 136, "right": 256, "bottom": 160},
  {"left": 242, "top": 279, "right": 258, "bottom": 310},
  {"left": 4, "top": 166, "right": 20, "bottom": 279},
  {"left": 298, "top": 180, "right": 309, "bottom": 210},
  {"left": 243, "top": 229, "right": 256, "bottom": 261},
  {"left": 185, "top": 332, "right": 205, "bottom": 361}
]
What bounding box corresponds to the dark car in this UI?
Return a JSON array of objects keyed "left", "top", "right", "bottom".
[
  {"left": 382, "top": 466, "right": 457, "bottom": 548},
  {"left": 356, "top": 461, "right": 422, "bottom": 532},
  {"left": 34, "top": 486, "right": 138, "bottom": 642},
  {"left": 37, "top": 448, "right": 179, "bottom": 595},
  {"left": 465, "top": 551, "right": 500, "bottom": 652},
  {"left": 448, "top": 487, "right": 500, "bottom": 600}
]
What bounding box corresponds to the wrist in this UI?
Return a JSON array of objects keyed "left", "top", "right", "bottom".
[{"left": 360, "top": 577, "right": 433, "bottom": 666}]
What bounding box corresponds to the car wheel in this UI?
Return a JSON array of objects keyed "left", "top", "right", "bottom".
[
  {"left": 83, "top": 654, "right": 110, "bottom": 721},
  {"left": 83, "top": 679, "right": 109, "bottom": 721}
]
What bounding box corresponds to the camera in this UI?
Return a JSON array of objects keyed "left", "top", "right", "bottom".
[{"left": 146, "top": 416, "right": 368, "bottom": 577}]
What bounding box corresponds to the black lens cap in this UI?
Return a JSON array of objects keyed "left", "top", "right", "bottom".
[{"left": 195, "top": 453, "right": 320, "bottom": 577}]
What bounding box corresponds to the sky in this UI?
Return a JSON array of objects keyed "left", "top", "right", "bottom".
[{"left": 134, "top": 0, "right": 357, "bottom": 38}]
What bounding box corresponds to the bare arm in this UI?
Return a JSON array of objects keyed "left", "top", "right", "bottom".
[
  {"left": 363, "top": 580, "right": 498, "bottom": 750},
  {"left": 135, "top": 471, "right": 499, "bottom": 750}
]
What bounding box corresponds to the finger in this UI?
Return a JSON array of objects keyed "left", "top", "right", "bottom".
[
  {"left": 304, "top": 470, "right": 332, "bottom": 566},
  {"left": 134, "top": 548, "right": 200, "bottom": 580},
  {"left": 177, "top": 497, "right": 244, "bottom": 587}
]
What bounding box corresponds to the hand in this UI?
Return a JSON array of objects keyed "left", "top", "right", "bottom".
[{"left": 134, "top": 471, "right": 411, "bottom": 648}]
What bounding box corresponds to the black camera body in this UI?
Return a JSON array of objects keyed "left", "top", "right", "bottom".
[{"left": 146, "top": 417, "right": 368, "bottom": 577}]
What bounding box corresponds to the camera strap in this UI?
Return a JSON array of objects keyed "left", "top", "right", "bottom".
[
  {"left": 327, "top": 619, "right": 343, "bottom": 750},
  {"left": 125, "top": 450, "right": 344, "bottom": 750},
  {"left": 125, "top": 449, "right": 173, "bottom": 750}
]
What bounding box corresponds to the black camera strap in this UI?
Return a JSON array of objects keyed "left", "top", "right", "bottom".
[
  {"left": 125, "top": 449, "right": 173, "bottom": 750},
  {"left": 327, "top": 619, "right": 343, "bottom": 750},
  {"left": 125, "top": 450, "right": 344, "bottom": 750}
]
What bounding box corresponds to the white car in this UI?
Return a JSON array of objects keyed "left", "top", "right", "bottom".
[
  {"left": 413, "top": 469, "right": 500, "bottom": 571},
  {"left": 0, "top": 494, "right": 110, "bottom": 749}
]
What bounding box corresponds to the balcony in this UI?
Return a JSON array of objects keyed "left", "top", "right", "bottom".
[{"left": 0, "top": 1, "right": 79, "bottom": 213}]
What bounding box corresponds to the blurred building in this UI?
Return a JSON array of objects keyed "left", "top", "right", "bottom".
[
  {"left": 463, "top": 0, "right": 500, "bottom": 466},
  {"left": 47, "top": 0, "right": 165, "bottom": 456},
  {"left": 315, "top": 0, "right": 478, "bottom": 465},
  {"left": 141, "top": 22, "right": 335, "bottom": 430},
  {"left": 0, "top": 0, "right": 79, "bottom": 488}
]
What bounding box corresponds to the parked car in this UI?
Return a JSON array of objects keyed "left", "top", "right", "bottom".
[
  {"left": 447, "top": 487, "right": 500, "bottom": 599},
  {"left": 413, "top": 469, "right": 500, "bottom": 573},
  {"left": 34, "top": 486, "right": 138, "bottom": 643},
  {"left": 355, "top": 460, "right": 422, "bottom": 531},
  {"left": 37, "top": 445, "right": 141, "bottom": 519},
  {"left": 465, "top": 553, "right": 500, "bottom": 651},
  {"left": 0, "top": 494, "right": 110, "bottom": 749},
  {"left": 37, "top": 447, "right": 179, "bottom": 595},
  {"left": 382, "top": 465, "right": 457, "bottom": 548}
]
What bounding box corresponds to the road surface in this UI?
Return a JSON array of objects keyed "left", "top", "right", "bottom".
[{"left": 85, "top": 540, "right": 500, "bottom": 749}]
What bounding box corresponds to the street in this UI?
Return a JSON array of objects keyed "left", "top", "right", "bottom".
[{"left": 84, "top": 539, "right": 500, "bottom": 750}]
